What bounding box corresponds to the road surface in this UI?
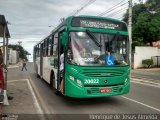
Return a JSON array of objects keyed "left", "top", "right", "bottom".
[{"left": 6, "top": 62, "right": 160, "bottom": 119}]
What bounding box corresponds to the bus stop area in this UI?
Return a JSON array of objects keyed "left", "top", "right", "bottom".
[
  {"left": 0, "top": 14, "right": 10, "bottom": 117},
  {"left": 1, "top": 64, "right": 44, "bottom": 119},
  {"left": 0, "top": 15, "right": 42, "bottom": 119}
]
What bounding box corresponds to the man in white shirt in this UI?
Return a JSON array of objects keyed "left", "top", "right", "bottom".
[
  {"left": 59, "top": 53, "right": 64, "bottom": 94},
  {"left": 60, "top": 53, "right": 64, "bottom": 71}
]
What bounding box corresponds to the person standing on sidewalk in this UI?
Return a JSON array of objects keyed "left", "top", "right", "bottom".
[{"left": 21, "top": 59, "right": 27, "bottom": 71}]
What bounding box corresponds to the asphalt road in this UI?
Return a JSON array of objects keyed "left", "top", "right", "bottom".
[
  {"left": 7, "top": 62, "right": 160, "bottom": 119},
  {"left": 131, "top": 69, "right": 160, "bottom": 81}
]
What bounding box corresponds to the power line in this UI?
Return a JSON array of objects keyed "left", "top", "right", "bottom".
[
  {"left": 105, "top": 2, "right": 128, "bottom": 16},
  {"left": 68, "top": 0, "right": 96, "bottom": 16},
  {"left": 116, "top": 17, "right": 123, "bottom": 20},
  {"left": 114, "top": 13, "right": 125, "bottom": 19},
  {"left": 11, "top": 33, "right": 46, "bottom": 35},
  {"left": 98, "top": 0, "right": 124, "bottom": 16},
  {"left": 98, "top": 0, "right": 127, "bottom": 16},
  {"left": 107, "top": 8, "right": 128, "bottom": 17},
  {"left": 107, "top": 0, "right": 137, "bottom": 20},
  {"left": 68, "top": 0, "right": 89, "bottom": 16}
]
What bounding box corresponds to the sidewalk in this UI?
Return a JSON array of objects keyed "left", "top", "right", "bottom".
[
  {"left": 1, "top": 64, "right": 44, "bottom": 120},
  {"left": 1, "top": 79, "right": 44, "bottom": 119},
  {"left": 8, "top": 63, "right": 20, "bottom": 69}
]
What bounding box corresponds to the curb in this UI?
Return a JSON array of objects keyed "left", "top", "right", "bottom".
[
  {"left": 132, "top": 68, "right": 160, "bottom": 70},
  {"left": 8, "top": 65, "right": 20, "bottom": 69}
]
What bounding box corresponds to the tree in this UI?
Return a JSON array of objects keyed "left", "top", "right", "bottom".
[
  {"left": 122, "top": 0, "right": 160, "bottom": 47},
  {"left": 8, "top": 44, "right": 30, "bottom": 61},
  {"left": 145, "top": 0, "right": 160, "bottom": 12}
]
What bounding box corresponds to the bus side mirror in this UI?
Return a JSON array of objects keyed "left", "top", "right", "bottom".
[{"left": 62, "top": 32, "right": 67, "bottom": 46}]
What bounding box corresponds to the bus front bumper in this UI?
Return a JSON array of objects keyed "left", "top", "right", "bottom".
[{"left": 65, "top": 79, "right": 130, "bottom": 98}]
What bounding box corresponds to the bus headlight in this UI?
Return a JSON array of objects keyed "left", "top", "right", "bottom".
[
  {"left": 125, "top": 78, "right": 128, "bottom": 84},
  {"left": 76, "top": 79, "right": 82, "bottom": 87},
  {"left": 69, "top": 75, "right": 75, "bottom": 81}
]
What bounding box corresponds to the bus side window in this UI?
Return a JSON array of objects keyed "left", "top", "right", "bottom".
[
  {"left": 53, "top": 33, "right": 58, "bottom": 56},
  {"left": 42, "top": 42, "right": 45, "bottom": 57},
  {"left": 50, "top": 35, "right": 54, "bottom": 56},
  {"left": 43, "top": 39, "right": 48, "bottom": 57},
  {"left": 48, "top": 37, "right": 51, "bottom": 56},
  {"left": 38, "top": 44, "right": 40, "bottom": 57},
  {"left": 46, "top": 38, "right": 49, "bottom": 57}
]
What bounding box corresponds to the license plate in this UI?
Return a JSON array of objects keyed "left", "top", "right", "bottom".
[{"left": 100, "top": 88, "right": 112, "bottom": 93}]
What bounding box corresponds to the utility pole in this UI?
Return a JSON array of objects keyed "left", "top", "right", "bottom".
[
  {"left": 128, "top": 0, "right": 132, "bottom": 68},
  {"left": 3, "top": 21, "right": 9, "bottom": 105}
]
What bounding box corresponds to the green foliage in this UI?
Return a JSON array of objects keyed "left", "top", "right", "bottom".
[
  {"left": 146, "top": 0, "right": 160, "bottom": 12},
  {"left": 8, "top": 44, "right": 30, "bottom": 61},
  {"left": 142, "top": 59, "right": 153, "bottom": 68},
  {"left": 122, "top": 0, "right": 160, "bottom": 48}
]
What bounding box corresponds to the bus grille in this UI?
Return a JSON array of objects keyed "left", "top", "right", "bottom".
[{"left": 81, "top": 69, "right": 125, "bottom": 77}]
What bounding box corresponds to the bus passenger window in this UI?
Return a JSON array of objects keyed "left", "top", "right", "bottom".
[
  {"left": 53, "top": 33, "right": 58, "bottom": 56},
  {"left": 50, "top": 36, "right": 54, "bottom": 55}
]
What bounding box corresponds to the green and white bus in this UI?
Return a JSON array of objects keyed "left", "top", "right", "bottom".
[{"left": 33, "top": 16, "right": 130, "bottom": 98}]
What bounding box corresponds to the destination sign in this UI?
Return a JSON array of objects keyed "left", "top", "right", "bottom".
[{"left": 71, "top": 17, "right": 127, "bottom": 31}]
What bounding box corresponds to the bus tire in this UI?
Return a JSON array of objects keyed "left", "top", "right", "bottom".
[
  {"left": 50, "top": 71, "right": 55, "bottom": 88},
  {"left": 55, "top": 90, "right": 62, "bottom": 95},
  {"left": 37, "top": 74, "right": 40, "bottom": 78},
  {"left": 36, "top": 66, "right": 40, "bottom": 78}
]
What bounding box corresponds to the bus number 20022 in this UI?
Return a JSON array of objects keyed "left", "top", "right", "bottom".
[{"left": 84, "top": 79, "right": 99, "bottom": 84}]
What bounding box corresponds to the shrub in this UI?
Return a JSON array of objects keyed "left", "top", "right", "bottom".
[{"left": 142, "top": 59, "right": 153, "bottom": 68}]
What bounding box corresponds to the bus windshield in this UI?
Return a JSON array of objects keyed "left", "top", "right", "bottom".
[{"left": 67, "top": 32, "right": 129, "bottom": 66}]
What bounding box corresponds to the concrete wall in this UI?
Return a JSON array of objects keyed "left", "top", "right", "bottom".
[
  {"left": 9, "top": 49, "right": 19, "bottom": 64},
  {"left": 134, "top": 46, "right": 160, "bottom": 69}
]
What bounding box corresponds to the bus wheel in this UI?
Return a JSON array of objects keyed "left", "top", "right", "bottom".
[
  {"left": 36, "top": 74, "right": 40, "bottom": 78},
  {"left": 36, "top": 66, "right": 40, "bottom": 78},
  {"left": 50, "top": 72, "right": 55, "bottom": 88},
  {"left": 55, "top": 90, "right": 62, "bottom": 95}
]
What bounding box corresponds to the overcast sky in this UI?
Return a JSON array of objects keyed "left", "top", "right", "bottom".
[{"left": 0, "top": 0, "right": 141, "bottom": 61}]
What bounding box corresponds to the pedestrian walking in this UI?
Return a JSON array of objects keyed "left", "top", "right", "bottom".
[{"left": 21, "top": 59, "right": 27, "bottom": 71}]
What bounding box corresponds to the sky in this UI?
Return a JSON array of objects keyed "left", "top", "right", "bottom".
[{"left": 0, "top": 0, "right": 141, "bottom": 61}]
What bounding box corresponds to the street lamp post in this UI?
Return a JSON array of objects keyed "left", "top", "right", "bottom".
[{"left": 128, "top": 0, "right": 132, "bottom": 68}]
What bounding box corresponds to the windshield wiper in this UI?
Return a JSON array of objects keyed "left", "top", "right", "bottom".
[{"left": 86, "top": 30, "right": 101, "bottom": 47}]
